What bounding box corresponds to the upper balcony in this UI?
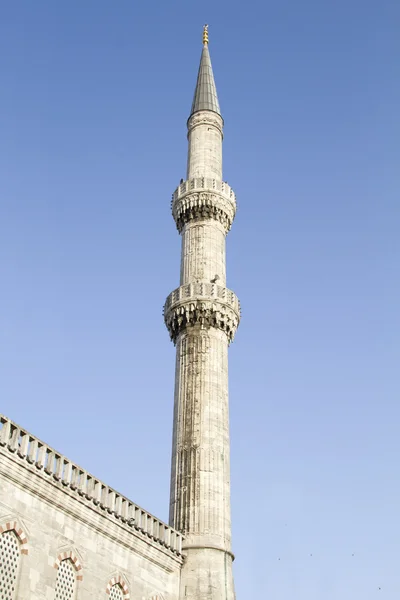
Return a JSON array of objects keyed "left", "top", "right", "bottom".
[{"left": 172, "top": 178, "right": 235, "bottom": 205}]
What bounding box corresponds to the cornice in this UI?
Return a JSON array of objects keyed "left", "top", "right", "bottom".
[
  {"left": 164, "top": 283, "right": 240, "bottom": 344},
  {"left": 0, "top": 447, "right": 183, "bottom": 572}
]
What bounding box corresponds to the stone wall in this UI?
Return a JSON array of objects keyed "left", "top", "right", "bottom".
[
  {"left": 186, "top": 112, "right": 223, "bottom": 180},
  {"left": 0, "top": 415, "right": 183, "bottom": 600}
]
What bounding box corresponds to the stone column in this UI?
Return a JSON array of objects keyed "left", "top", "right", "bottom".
[
  {"left": 187, "top": 111, "right": 223, "bottom": 180},
  {"left": 164, "top": 109, "right": 240, "bottom": 600}
]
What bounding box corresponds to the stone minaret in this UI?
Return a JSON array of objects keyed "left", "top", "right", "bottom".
[{"left": 164, "top": 26, "right": 240, "bottom": 600}]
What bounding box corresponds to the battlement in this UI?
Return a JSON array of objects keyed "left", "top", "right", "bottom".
[{"left": 0, "top": 414, "right": 183, "bottom": 556}]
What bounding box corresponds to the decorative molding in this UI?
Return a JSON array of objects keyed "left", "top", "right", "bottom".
[
  {"left": 54, "top": 547, "right": 83, "bottom": 581},
  {"left": 0, "top": 450, "right": 182, "bottom": 572},
  {"left": 172, "top": 178, "right": 235, "bottom": 207},
  {"left": 164, "top": 284, "right": 240, "bottom": 344},
  {"left": 106, "top": 573, "right": 130, "bottom": 598},
  {"left": 187, "top": 111, "right": 223, "bottom": 135},
  {"left": 0, "top": 517, "right": 29, "bottom": 555},
  {"left": 165, "top": 283, "right": 240, "bottom": 315},
  {"left": 0, "top": 415, "right": 184, "bottom": 558},
  {"left": 172, "top": 190, "right": 236, "bottom": 234}
]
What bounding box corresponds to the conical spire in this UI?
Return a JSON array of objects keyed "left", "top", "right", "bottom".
[{"left": 189, "top": 25, "right": 221, "bottom": 118}]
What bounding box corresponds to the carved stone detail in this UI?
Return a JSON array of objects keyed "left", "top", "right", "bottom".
[
  {"left": 164, "top": 284, "right": 240, "bottom": 344},
  {"left": 172, "top": 178, "right": 235, "bottom": 204},
  {"left": 173, "top": 192, "right": 236, "bottom": 234},
  {"left": 187, "top": 111, "right": 223, "bottom": 135},
  {"left": 171, "top": 179, "right": 236, "bottom": 234}
]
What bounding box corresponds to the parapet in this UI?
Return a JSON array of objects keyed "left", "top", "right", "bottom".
[
  {"left": 164, "top": 283, "right": 241, "bottom": 344},
  {"left": 172, "top": 178, "right": 235, "bottom": 204},
  {"left": 0, "top": 414, "right": 183, "bottom": 557},
  {"left": 171, "top": 178, "right": 237, "bottom": 234}
]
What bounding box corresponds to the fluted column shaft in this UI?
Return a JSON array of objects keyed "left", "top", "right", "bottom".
[
  {"left": 180, "top": 220, "right": 226, "bottom": 286},
  {"left": 170, "top": 327, "right": 231, "bottom": 547},
  {"left": 165, "top": 110, "right": 239, "bottom": 600}
]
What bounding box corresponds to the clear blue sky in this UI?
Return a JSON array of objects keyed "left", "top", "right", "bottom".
[{"left": 1, "top": 1, "right": 399, "bottom": 598}]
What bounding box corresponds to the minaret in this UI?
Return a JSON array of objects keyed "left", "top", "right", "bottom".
[{"left": 164, "top": 26, "right": 240, "bottom": 600}]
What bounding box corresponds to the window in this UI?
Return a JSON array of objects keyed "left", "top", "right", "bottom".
[
  {"left": 0, "top": 530, "right": 20, "bottom": 600},
  {"left": 109, "top": 584, "right": 124, "bottom": 600},
  {"left": 54, "top": 559, "right": 76, "bottom": 600},
  {"left": 106, "top": 575, "right": 129, "bottom": 599}
]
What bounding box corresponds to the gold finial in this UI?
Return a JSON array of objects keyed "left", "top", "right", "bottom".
[{"left": 203, "top": 24, "right": 209, "bottom": 46}]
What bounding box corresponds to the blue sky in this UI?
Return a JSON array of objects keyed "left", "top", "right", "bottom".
[{"left": 1, "top": 1, "right": 399, "bottom": 597}]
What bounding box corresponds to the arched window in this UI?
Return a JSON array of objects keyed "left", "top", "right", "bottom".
[
  {"left": 54, "top": 559, "right": 76, "bottom": 600},
  {"left": 106, "top": 575, "right": 130, "bottom": 599},
  {"left": 0, "top": 520, "right": 28, "bottom": 600},
  {"left": 109, "top": 583, "right": 124, "bottom": 600},
  {"left": 0, "top": 530, "right": 20, "bottom": 600}
]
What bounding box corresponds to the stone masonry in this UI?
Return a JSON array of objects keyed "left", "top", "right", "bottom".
[
  {"left": 164, "top": 28, "right": 240, "bottom": 600},
  {"left": 0, "top": 415, "right": 183, "bottom": 599}
]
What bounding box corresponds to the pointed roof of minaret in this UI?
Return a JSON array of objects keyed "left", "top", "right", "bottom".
[{"left": 189, "top": 25, "right": 221, "bottom": 118}]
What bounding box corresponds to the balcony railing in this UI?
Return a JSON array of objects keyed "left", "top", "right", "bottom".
[{"left": 0, "top": 414, "right": 183, "bottom": 556}]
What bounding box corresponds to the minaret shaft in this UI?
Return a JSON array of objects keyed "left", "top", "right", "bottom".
[
  {"left": 180, "top": 221, "right": 226, "bottom": 286},
  {"left": 172, "top": 117, "right": 230, "bottom": 548},
  {"left": 182, "top": 113, "right": 226, "bottom": 287},
  {"left": 170, "top": 328, "right": 231, "bottom": 548},
  {"left": 187, "top": 119, "right": 223, "bottom": 180},
  {"left": 164, "top": 32, "right": 239, "bottom": 600}
]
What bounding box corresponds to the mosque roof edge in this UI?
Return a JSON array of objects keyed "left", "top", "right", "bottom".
[{"left": 0, "top": 413, "right": 184, "bottom": 556}]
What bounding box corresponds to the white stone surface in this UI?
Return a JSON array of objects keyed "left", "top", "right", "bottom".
[
  {"left": 0, "top": 420, "right": 182, "bottom": 600},
  {"left": 170, "top": 328, "right": 231, "bottom": 551},
  {"left": 187, "top": 112, "right": 223, "bottom": 180},
  {"left": 167, "top": 76, "right": 239, "bottom": 598},
  {"left": 180, "top": 220, "right": 227, "bottom": 285}
]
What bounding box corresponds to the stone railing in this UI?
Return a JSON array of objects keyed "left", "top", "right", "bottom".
[
  {"left": 172, "top": 178, "right": 235, "bottom": 205},
  {"left": 0, "top": 414, "right": 183, "bottom": 556},
  {"left": 171, "top": 179, "right": 237, "bottom": 234},
  {"left": 164, "top": 282, "right": 240, "bottom": 314},
  {"left": 164, "top": 283, "right": 241, "bottom": 344}
]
